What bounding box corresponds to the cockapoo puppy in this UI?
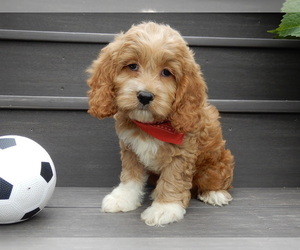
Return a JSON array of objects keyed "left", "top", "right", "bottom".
[{"left": 87, "top": 22, "right": 234, "bottom": 226}]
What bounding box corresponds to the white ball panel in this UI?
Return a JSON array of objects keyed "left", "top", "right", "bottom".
[{"left": 0, "top": 135, "right": 56, "bottom": 224}]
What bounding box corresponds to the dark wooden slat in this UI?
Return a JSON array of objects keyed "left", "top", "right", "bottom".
[
  {"left": 0, "top": 13, "right": 283, "bottom": 39},
  {"left": 0, "top": 110, "right": 121, "bottom": 187},
  {"left": 1, "top": 95, "right": 300, "bottom": 113},
  {"left": 1, "top": 29, "right": 300, "bottom": 49},
  {"left": 0, "top": 110, "right": 299, "bottom": 187},
  {"left": 1, "top": 41, "right": 299, "bottom": 100}
]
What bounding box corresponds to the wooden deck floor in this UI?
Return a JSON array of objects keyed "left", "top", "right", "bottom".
[{"left": 1, "top": 187, "right": 299, "bottom": 249}]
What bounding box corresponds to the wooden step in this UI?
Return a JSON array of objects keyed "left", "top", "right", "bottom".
[{"left": 0, "top": 187, "right": 299, "bottom": 249}]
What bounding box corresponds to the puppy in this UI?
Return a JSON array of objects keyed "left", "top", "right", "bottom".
[{"left": 87, "top": 22, "right": 234, "bottom": 226}]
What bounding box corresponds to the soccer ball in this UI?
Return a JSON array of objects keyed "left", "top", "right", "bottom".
[{"left": 0, "top": 135, "right": 56, "bottom": 224}]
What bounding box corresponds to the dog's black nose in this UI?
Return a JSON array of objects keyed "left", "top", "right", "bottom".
[{"left": 137, "top": 91, "right": 154, "bottom": 105}]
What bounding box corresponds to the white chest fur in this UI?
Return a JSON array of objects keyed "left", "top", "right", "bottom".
[{"left": 118, "top": 129, "right": 162, "bottom": 172}]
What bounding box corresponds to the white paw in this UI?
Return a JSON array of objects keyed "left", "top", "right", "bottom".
[
  {"left": 141, "top": 202, "right": 186, "bottom": 226},
  {"left": 101, "top": 181, "right": 144, "bottom": 213},
  {"left": 198, "top": 190, "right": 232, "bottom": 206}
]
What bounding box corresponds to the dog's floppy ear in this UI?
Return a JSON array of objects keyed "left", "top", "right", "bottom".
[
  {"left": 169, "top": 54, "right": 208, "bottom": 133},
  {"left": 87, "top": 39, "right": 121, "bottom": 118}
]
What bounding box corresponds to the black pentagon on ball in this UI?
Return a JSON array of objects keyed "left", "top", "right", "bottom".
[
  {"left": 21, "top": 207, "right": 41, "bottom": 221},
  {"left": 0, "top": 177, "right": 13, "bottom": 200},
  {"left": 0, "top": 138, "right": 16, "bottom": 150},
  {"left": 40, "top": 162, "right": 53, "bottom": 183}
]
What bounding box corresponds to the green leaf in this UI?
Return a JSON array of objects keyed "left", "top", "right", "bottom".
[
  {"left": 282, "top": 0, "right": 300, "bottom": 12},
  {"left": 268, "top": 0, "right": 300, "bottom": 39},
  {"left": 268, "top": 13, "right": 300, "bottom": 38}
]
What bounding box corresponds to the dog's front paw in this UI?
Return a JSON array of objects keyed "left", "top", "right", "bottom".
[
  {"left": 198, "top": 190, "right": 232, "bottom": 206},
  {"left": 102, "top": 182, "right": 144, "bottom": 213},
  {"left": 141, "top": 202, "right": 186, "bottom": 226}
]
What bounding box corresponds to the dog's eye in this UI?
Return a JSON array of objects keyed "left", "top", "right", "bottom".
[
  {"left": 161, "top": 69, "right": 172, "bottom": 77},
  {"left": 128, "top": 64, "right": 139, "bottom": 71}
]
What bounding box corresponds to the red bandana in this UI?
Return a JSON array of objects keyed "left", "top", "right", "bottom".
[{"left": 133, "top": 120, "right": 184, "bottom": 145}]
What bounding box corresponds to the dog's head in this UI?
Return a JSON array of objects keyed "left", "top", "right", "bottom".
[{"left": 87, "top": 22, "right": 207, "bottom": 133}]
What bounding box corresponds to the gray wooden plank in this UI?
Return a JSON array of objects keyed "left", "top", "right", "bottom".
[
  {"left": 1, "top": 41, "right": 299, "bottom": 100},
  {"left": 0, "top": 13, "right": 283, "bottom": 38},
  {"left": 200, "top": 47, "right": 300, "bottom": 101},
  {"left": 0, "top": 238, "right": 299, "bottom": 250},
  {"left": 0, "top": 110, "right": 299, "bottom": 187},
  {"left": 48, "top": 187, "right": 300, "bottom": 208},
  {"left": 0, "top": 40, "right": 94, "bottom": 98},
  {"left": 211, "top": 99, "right": 300, "bottom": 113},
  {"left": 0, "top": 110, "right": 121, "bottom": 187},
  {"left": 1, "top": 96, "right": 300, "bottom": 113},
  {"left": 0, "top": 95, "right": 88, "bottom": 110},
  {"left": 0, "top": 188, "right": 299, "bottom": 238},
  {"left": 0, "top": 29, "right": 114, "bottom": 44},
  {"left": 3, "top": 29, "right": 300, "bottom": 49},
  {"left": 224, "top": 113, "right": 300, "bottom": 187},
  {"left": 0, "top": 0, "right": 284, "bottom": 13}
]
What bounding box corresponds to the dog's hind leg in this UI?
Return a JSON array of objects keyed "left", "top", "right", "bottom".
[{"left": 194, "top": 149, "right": 234, "bottom": 206}]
